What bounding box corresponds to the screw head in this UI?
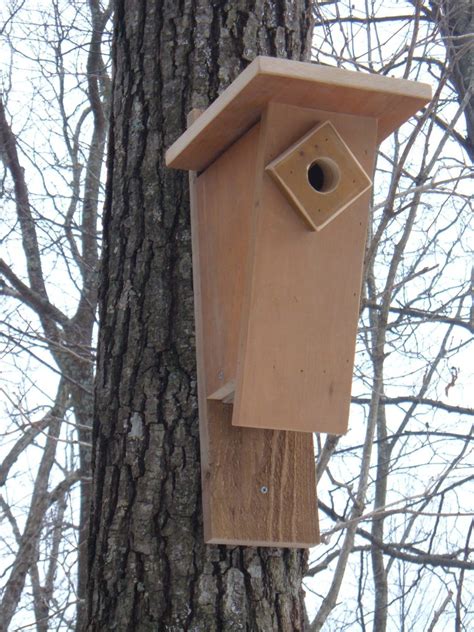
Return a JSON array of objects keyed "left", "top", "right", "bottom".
[{"left": 260, "top": 486, "right": 269, "bottom": 494}]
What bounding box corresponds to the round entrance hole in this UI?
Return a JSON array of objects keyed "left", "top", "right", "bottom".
[{"left": 307, "top": 158, "right": 340, "bottom": 193}]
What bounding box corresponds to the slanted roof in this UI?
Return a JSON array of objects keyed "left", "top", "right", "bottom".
[{"left": 166, "top": 56, "right": 431, "bottom": 172}]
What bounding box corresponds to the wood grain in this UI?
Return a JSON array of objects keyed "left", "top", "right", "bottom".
[
  {"left": 190, "top": 117, "right": 319, "bottom": 546},
  {"left": 232, "top": 102, "right": 378, "bottom": 434},
  {"left": 266, "top": 120, "right": 372, "bottom": 231},
  {"left": 167, "top": 56, "right": 431, "bottom": 172}
]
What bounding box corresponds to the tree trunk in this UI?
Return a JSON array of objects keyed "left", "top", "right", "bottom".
[
  {"left": 430, "top": 0, "right": 474, "bottom": 161},
  {"left": 86, "top": 2, "right": 313, "bottom": 630}
]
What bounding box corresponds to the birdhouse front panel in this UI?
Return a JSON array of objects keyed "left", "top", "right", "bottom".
[{"left": 232, "top": 102, "right": 378, "bottom": 434}]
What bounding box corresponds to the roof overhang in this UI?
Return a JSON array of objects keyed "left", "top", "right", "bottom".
[{"left": 166, "top": 56, "right": 431, "bottom": 172}]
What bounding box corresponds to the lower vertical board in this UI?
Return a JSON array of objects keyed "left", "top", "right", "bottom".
[
  {"left": 189, "top": 117, "right": 319, "bottom": 547},
  {"left": 204, "top": 402, "right": 318, "bottom": 547}
]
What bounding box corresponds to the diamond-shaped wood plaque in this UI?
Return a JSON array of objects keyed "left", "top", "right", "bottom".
[{"left": 266, "top": 120, "right": 372, "bottom": 230}]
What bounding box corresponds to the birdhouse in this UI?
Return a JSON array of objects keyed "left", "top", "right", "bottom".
[{"left": 166, "top": 56, "right": 431, "bottom": 547}]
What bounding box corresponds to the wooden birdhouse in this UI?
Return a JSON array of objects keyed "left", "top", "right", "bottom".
[{"left": 166, "top": 56, "right": 431, "bottom": 547}]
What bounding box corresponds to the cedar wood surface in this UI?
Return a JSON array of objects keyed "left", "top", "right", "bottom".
[
  {"left": 266, "top": 120, "right": 372, "bottom": 230},
  {"left": 232, "top": 103, "right": 378, "bottom": 434},
  {"left": 178, "top": 58, "right": 430, "bottom": 545},
  {"left": 166, "top": 56, "right": 431, "bottom": 172},
  {"left": 190, "top": 118, "right": 319, "bottom": 546}
]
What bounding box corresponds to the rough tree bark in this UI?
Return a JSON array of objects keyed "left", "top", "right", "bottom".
[
  {"left": 86, "top": 2, "right": 313, "bottom": 631},
  {"left": 429, "top": 0, "right": 474, "bottom": 160}
]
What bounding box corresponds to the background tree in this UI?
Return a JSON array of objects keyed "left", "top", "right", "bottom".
[
  {"left": 1, "top": 0, "right": 472, "bottom": 631},
  {"left": 308, "top": 1, "right": 473, "bottom": 630},
  {"left": 0, "top": 1, "right": 110, "bottom": 629}
]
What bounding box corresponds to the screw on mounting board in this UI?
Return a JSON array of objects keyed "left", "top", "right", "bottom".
[
  {"left": 217, "top": 370, "right": 224, "bottom": 381},
  {"left": 260, "top": 486, "right": 269, "bottom": 494}
]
